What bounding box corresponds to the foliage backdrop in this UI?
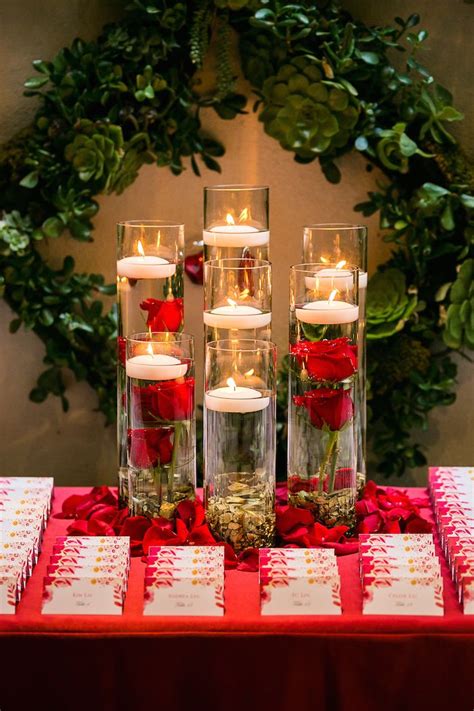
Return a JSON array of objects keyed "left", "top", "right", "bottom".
[{"left": 0, "top": 0, "right": 472, "bottom": 477}]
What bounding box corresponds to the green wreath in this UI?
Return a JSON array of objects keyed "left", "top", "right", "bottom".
[{"left": 0, "top": 0, "right": 472, "bottom": 477}]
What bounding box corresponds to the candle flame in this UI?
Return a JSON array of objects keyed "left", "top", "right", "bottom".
[
  {"left": 225, "top": 213, "right": 235, "bottom": 226},
  {"left": 227, "top": 298, "right": 237, "bottom": 309},
  {"left": 227, "top": 377, "right": 237, "bottom": 391},
  {"left": 146, "top": 342, "right": 154, "bottom": 356},
  {"left": 239, "top": 288, "right": 249, "bottom": 300},
  {"left": 328, "top": 289, "right": 339, "bottom": 303},
  {"left": 244, "top": 369, "right": 254, "bottom": 378},
  {"left": 137, "top": 240, "right": 145, "bottom": 258},
  {"left": 238, "top": 207, "right": 249, "bottom": 223},
  {"left": 156, "top": 230, "right": 161, "bottom": 250},
  {"left": 336, "top": 260, "right": 347, "bottom": 269},
  {"left": 320, "top": 255, "right": 329, "bottom": 264}
]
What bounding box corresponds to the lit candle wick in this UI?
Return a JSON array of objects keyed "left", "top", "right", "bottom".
[
  {"left": 336, "top": 260, "right": 347, "bottom": 269},
  {"left": 227, "top": 298, "right": 237, "bottom": 309},
  {"left": 328, "top": 289, "right": 339, "bottom": 304},
  {"left": 244, "top": 369, "right": 254, "bottom": 378},
  {"left": 227, "top": 377, "right": 237, "bottom": 392},
  {"left": 146, "top": 342, "right": 155, "bottom": 358},
  {"left": 137, "top": 239, "right": 145, "bottom": 259},
  {"left": 225, "top": 213, "right": 235, "bottom": 226}
]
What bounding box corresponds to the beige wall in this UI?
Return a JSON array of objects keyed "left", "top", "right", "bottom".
[{"left": 0, "top": 1, "right": 472, "bottom": 486}]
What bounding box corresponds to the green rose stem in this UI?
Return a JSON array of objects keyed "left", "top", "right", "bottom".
[
  {"left": 168, "top": 421, "right": 183, "bottom": 503},
  {"left": 318, "top": 430, "right": 339, "bottom": 494},
  {"left": 328, "top": 434, "right": 340, "bottom": 494}
]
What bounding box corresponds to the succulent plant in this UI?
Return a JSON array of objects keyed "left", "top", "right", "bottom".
[
  {"left": 258, "top": 56, "right": 360, "bottom": 160},
  {"left": 65, "top": 120, "right": 124, "bottom": 192},
  {"left": 0, "top": 210, "right": 33, "bottom": 255},
  {"left": 443, "top": 259, "right": 474, "bottom": 349},
  {"left": 239, "top": 30, "right": 286, "bottom": 89},
  {"left": 367, "top": 268, "right": 418, "bottom": 339},
  {"left": 375, "top": 122, "right": 431, "bottom": 173}
]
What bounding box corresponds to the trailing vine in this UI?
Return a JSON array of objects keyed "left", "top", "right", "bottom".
[{"left": 0, "top": 0, "right": 472, "bottom": 476}]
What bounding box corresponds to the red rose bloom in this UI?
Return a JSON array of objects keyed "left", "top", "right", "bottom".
[
  {"left": 140, "top": 297, "right": 184, "bottom": 332},
  {"left": 293, "top": 387, "right": 353, "bottom": 431},
  {"left": 291, "top": 337, "right": 357, "bottom": 382},
  {"left": 132, "top": 377, "right": 194, "bottom": 423},
  {"left": 128, "top": 427, "right": 173, "bottom": 468}
]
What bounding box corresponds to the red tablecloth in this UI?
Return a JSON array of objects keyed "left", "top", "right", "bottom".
[{"left": 1, "top": 487, "right": 473, "bottom": 711}]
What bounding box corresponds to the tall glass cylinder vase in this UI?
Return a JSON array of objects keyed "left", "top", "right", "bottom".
[
  {"left": 288, "top": 264, "right": 359, "bottom": 529},
  {"left": 117, "top": 221, "right": 184, "bottom": 508},
  {"left": 204, "top": 259, "right": 272, "bottom": 343},
  {"left": 303, "top": 224, "right": 367, "bottom": 490},
  {"left": 203, "top": 185, "right": 269, "bottom": 262},
  {"left": 126, "top": 332, "right": 195, "bottom": 519},
  {"left": 204, "top": 340, "right": 276, "bottom": 551}
]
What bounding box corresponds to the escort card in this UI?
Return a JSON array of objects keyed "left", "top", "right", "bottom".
[
  {"left": 42, "top": 576, "right": 126, "bottom": 615},
  {"left": 362, "top": 575, "right": 444, "bottom": 616},
  {"left": 144, "top": 546, "right": 225, "bottom": 616},
  {"left": 260, "top": 573, "right": 342, "bottom": 616},
  {"left": 144, "top": 571, "right": 225, "bottom": 617}
]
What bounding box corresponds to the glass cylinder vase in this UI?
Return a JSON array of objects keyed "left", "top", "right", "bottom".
[
  {"left": 303, "top": 224, "right": 367, "bottom": 489},
  {"left": 204, "top": 340, "right": 276, "bottom": 551},
  {"left": 204, "top": 258, "right": 272, "bottom": 343},
  {"left": 288, "top": 264, "right": 359, "bottom": 529},
  {"left": 203, "top": 185, "right": 269, "bottom": 262},
  {"left": 126, "top": 332, "right": 195, "bottom": 519},
  {"left": 117, "top": 221, "right": 185, "bottom": 508}
]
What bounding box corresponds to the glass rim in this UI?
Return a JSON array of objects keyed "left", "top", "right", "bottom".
[
  {"left": 206, "top": 339, "right": 277, "bottom": 354},
  {"left": 204, "top": 184, "right": 269, "bottom": 193},
  {"left": 205, "top": 258, "right": 271, "bottom": 271},
  {"left": 117, "top": 220, "right": 184, "bottom": 229},
  {"left": 304, "top": 223, "right": 367, "bottom": 232},
  {"left": 291, "top": 262, "right": 360, "bottom": 275},
  {"left": 127, "top": 332, "right": 194, "bottom": 346}
]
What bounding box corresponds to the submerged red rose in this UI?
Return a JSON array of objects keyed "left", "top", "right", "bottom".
[
  {"left": 132, "top": 378, "right": 194, "bottom": 423},
  {"left": 293, "top": 387, "right": 353, "bottom": 431},
  {"left": 140, "top": 297, "right": 184, "bottom": 332},
  {"left": 291, "top": 337, "right": 357, "bottom": 382},
  {"left": 117, "top": 337, "right": 126, "bottom": 367},
  {"left": 128, "top": 427, "right": 174, "bottom": 468}
]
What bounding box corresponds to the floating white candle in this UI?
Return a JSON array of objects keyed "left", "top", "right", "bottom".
[
  {"left": 117, "top": 256, "right": 176, "bottom": 280},
  {"left": 305, "top": 268, "right": 353, "bottom": 293},
  {"left": 205, "top": 378, "right": 269, "bottom": 413},
  {"left": 296, "top": 300, "right": 359, "bottom": 325},
  {"left": 203, "top": 214, "right": 269, "bottom": 248},
  {"left": 204, "top": 299, "right": 271, "bottom": 330},
  {"left": 126, "top": 353, "right": 188, "bottom": 381}
]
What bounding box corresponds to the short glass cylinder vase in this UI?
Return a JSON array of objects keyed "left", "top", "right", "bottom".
[
  {"left": 303, "top": 224, "right": 367, "bottom": 489},
  {"left": 204, "top": 259, "right": 272, "bottom": 343},
  {"left": 203, "top": 185, "right": 269, "bottom": 262},
  {"left": 204, "top": 340, "right": 276, "bottom": 551},
  {"left": 288, "top": 264, "right": 359, "bottom": 529},
  {"left": 126, "top": 332, "right": 195, "bottom": 519},
  {"left": 117, "top": 221, "right": 184, "bottom": 508}
]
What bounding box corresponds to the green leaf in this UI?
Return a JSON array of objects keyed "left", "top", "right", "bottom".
[
  {"left": 39, "top": 309, "right": 55, "bottom": 327},
  {"left": 19, "top": 171, "right": 39, "bottom": 189},
  {"left": 9, "top": 318, "right": 22, "bottom": 334},
  {"left": 358, "top": 51, "right": 380, "bottom": 65},
  {"left": 24, "top": 75, "right": 49, "bottom": 89},
  {"left": 355, "top": 136, "right": 368, "bottom": 151},
  {"left": 42, "top": 216, "right": 64, "bottom": 238},
  {"left": 435, "top": 282, "right": 452, "bottom": 302},
  {"left": 29, "top": 388, "right": 47, "bottom": 404}
]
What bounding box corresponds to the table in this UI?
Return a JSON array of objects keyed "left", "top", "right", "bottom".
[{"left": 1, "top": 487, "right": 473, "bottom": 711}]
